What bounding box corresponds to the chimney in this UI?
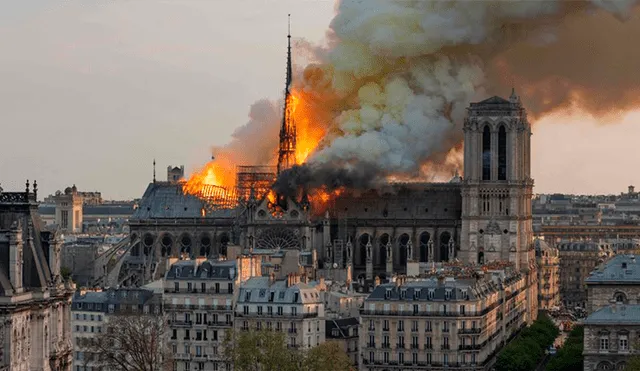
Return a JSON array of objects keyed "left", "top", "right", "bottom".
[
  {"left": 438, "top": 275, "right": 445, "bottom": 285},
  {"left": 374, "top": 276, "right": 381, "bottom": 288},
  {"left": 269, "top": 272, "right": 276, "bottom": 286}
]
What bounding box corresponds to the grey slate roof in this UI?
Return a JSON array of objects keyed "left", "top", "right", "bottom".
[
  {"left": 165, "top": 260, "right": 237, "bottom": 280},
  {"left": 584, "top": 304, "right": 640, "bottom": 325},
  {"left": 72, "top": 288, "right": 156, "bottom": 312},
  {"left": 326, "top": 317, "right": 359, "bottom": 339},
  {"left": 237, "top": 277, "right": 322, "bottom": 305},
  {"left": 365, "top": 278, "right": 492, "bottom": 302},
  {"left": 132, "top": 182, "right": 236, "bottom": 219},
  {"left": 586, "top": 254, "right": 640, "bottom": 284}
]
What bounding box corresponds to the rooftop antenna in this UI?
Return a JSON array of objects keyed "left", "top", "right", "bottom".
[{"left": 153, "top": 159, "right": 156, "bottom": 183}]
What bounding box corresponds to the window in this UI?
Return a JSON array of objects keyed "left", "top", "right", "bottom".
[
  {"left": 482, "top": 125, "right": 491, "bottom": 180},
  {"left": 620, "top": 335, "right": 629, "bottom": 351},
  {"left": 498, "top": 125, "right": 507, "bottom": 180},
  {"left": 174, "top": 282, "right": 179, "bottom": 292},
  {"left": 600, "top": 337, "right": 610, "bottom": 351},
  {"left": 615, "top": 292, "right": 627, "bottom": 304},
  {"left": 201, "top": 283, "right": 206, "bottom": 293}
]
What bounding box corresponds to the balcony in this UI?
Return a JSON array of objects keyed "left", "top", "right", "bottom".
[
  {"left": 288, "top": 328, "right": 298, "bottom": 334},
  {"left": 441, "top": 344, "right": 450, "bottom": 350},
  {"left": 459, "top": 327, "right": 482, "bottom": 334},
  {"left": 174, "top": 353, "right": 191, "bottom": 361},
  {"left": 168, "top": 320, "right": 192, "bottom": 328}
]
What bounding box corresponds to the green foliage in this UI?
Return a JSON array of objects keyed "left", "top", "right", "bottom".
[
  {"left": 495, "top": 313, "right": 560, "bottom": 371},
  {"left": 60, "top": 266, "right": 72, "bottom": 280},
  {"left": 546, "top": 325, "right": 584, "bottom": 371},
  {"left": 222, "top": 329, "right": 353, "bottom": 371}
]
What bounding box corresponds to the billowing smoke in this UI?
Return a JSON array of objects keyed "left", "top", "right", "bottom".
[{"left": 272, "top": 0, "right": 640, "bottom": 195}]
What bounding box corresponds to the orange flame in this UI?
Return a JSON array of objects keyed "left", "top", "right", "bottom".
[
  {"left": 182, "top": 160, "right": 235, "bottom": 196},
  {"left": 291, "top": 89, "right": 325, "bottom": 164},
  {"left": 308, "top": 187, "right": 345, "bottom": 215}
]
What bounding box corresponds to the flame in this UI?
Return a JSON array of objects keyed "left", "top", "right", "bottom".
[
  {"left": 182, "top": 160, "right": 235, "bottom": 196},
  {"left": 291, "top": 89, "right": 325, "bottom": 164},
  {"left": 308, "top": 187, "right": 345, "bottom": 215}
]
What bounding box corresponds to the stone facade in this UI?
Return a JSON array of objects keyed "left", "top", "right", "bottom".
[
  {"left": 53, "top": 186, "right": 83, "bottom": 233},
  {"left": 360, "top": 267, "right": 529, "bottom": 371},
  {"left": 558, "top": 241, "right": 613, "bottom": 309},
  {"left": 535, "top": 239, "right": 560, "bottom": 310},
  {"left": 583, "top": 254, "right": 640, "bottom": 370},
  {"left": 0, "top": 182, "right": 75, "bottom": 371},
  {"left": 163, "top": 257, "right": 260, "bottom": 371}
]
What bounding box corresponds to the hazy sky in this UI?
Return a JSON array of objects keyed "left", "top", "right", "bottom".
[{"left": 1, "top": 1, "right": 638, "bottom": 200}]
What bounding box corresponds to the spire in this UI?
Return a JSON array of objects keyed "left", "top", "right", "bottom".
[
  {"left": 509, "top": 87, "right": 519, "bottom": 103},
  {"left": 277, "top": 13, "right": 297, "bottom": 175},
  {"left": 153, "top": 159, "right": 156, "bottom": 183}
]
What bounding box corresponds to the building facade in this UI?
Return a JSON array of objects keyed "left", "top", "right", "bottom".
[
  {"left": 583, "top": 254, "right": 640, "bottom": 370},
  {"left": 558, "top": 241, "right": 613, "bottom": 309},
  {"left": 235, "top": 274, "right": 325, "bottom": 350},
  {"left": 0, "top": 182, "right": 75, "bottom": 371},
  {"left": 535, "top": 239, "right": 560, "bottom": 310},
  {"left": 71, "top": 287, "right": 162, "bottom": 370},
  {"left": 53, "top": 186, "right": 83, "bottom": 233},
  {"left": 163, "top": 257, "right": 260, "bottom": 371},
  {"left": 359, "top": 266, "right": 529, "bottom": 371}
]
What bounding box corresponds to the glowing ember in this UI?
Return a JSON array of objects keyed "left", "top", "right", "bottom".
[
  {"left": 182, "top": 160, "right": 235, "bottom": 197},
  {"left": 308, "top": 187, "right": 345, "bottom": 214}
]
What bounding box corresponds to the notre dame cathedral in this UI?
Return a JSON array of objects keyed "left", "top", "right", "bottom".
[{"left": 114, "top": 88, "right": 536, "bottom": 301}]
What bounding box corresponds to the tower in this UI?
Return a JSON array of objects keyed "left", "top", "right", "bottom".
[
  {"left": 459, "top": 89, "right": 534, "bottom": 270},
  {"left": 277, "top": 14, "right": 297, "bottom": 175}
]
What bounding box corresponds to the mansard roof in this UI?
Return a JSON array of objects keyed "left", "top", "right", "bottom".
[
  {"left": 586, "top": 254, "right": 640, "bottom": 284},
  {"left": 165, "top": 259, "right": 237, "bottom": 280},
  {"left": 584, "top": 304, "right": 640, "bottom": 325},
  {"left": 236, "top": 276, "right": 322, "bottom": 305}
]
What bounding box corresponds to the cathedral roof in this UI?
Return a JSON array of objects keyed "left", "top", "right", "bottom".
[{"left": 477, "top": 96, "right": 511, "bottom": 105}]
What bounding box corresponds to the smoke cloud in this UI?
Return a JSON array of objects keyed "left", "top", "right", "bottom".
[{"left": 273, "top": 0, "right": 640, "bottom": 195}]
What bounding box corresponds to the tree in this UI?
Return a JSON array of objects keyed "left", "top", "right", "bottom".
[
  {"left": 546, "top": 326, "right": 584, "bottom": 371},
  {"left": 223, "top": 329, "right": 353, "bottom": 371},
  {"left": 81, "top": 313, "right": 172, "bottom": 371},
  {"left": 304, "top": 341, "right": 353, "bottom": 371},
  {"left": 495, "top": 313, "right": 560, "bottom": 371}
]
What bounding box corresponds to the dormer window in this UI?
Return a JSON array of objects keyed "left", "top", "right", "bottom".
[
  {"left": 622, "top": 262, "right": 628, "bottom": 269},
  {"left": 245, "top": 291, "right": 251, "bottom": 301},
  {"left": 332, "top": 329, "right": 340, "bottom": 337},
  {"left": 413, "top": 289, "right": 421, "bottom": 299},
  {"left": 385, "top": 289, "right": 392, "bottom": 299},
  {"left": 400, "top": 289, "right": 407, "bottom": 299},
  {"left": 614, "top": 292, "right": 627, "bottom": 304},
  {"left": 427, "top": 289, "right": 435, "bottom": 300},
  {"left": 445, "top": 290, "right": 452, "bottom": 300}
]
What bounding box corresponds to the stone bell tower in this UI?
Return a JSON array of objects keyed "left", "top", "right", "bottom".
[{"left": 459, "top": 89, "right": 535, "bottom": 270}]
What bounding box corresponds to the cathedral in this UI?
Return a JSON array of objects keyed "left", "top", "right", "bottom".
[{"left": 117, "top": 88, "right": 536, "bottom": 296}]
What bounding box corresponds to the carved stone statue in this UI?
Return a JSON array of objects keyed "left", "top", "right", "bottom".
[
  {"left": 428, "top": 239, "right": 434, "bottom": 260},
  {"left": 366, "top": 237, "right": 372, "bottom": 261},
  {"left": 386, "top": 241, "right": 392, "bottom": 262},
  {"left": 346, "top": 238, "right": 352, "bottom": 260},
  {"left": 406, "top": 239, "right": 413, "bottom": 260}
]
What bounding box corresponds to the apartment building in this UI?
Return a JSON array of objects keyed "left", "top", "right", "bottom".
[
  {"left": 359, "top": 263, "right": 530, "bottom": 371},
  {"left": 163, "top": 256, "right": 260, "bottom": 371},
  {"left": 234, "top": 273, "right": 325, "bottom": 350},
  {"left": 71, "top": 287, "right": 162, "bottom": 371},
  {"left": 558, "top": 241, "right": 613, "bottom": 309},
  {"left": 535, "top": 239, "right": 560, "bottom": 309},
  {"left": 327, "top": 318, "right": 360, "bottom": 367}
]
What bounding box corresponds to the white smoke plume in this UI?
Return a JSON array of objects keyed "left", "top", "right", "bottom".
[{"left": 273, "top": 0, "right": 640, "bottom": 195}]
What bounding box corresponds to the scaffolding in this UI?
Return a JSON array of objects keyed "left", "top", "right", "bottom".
[{"left": 236, "top": 166, "right": 277, "bottom": 201}]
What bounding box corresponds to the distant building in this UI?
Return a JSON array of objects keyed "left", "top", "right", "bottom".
[
  {"left": 558, "top": 241, "right": 613, "bottom": 309},
  {"left": 583, "top": 254, "right": 640, "bottom": 370},
  {"left": 71, "top": 287, "right": 163, "bottom": 370},
  {"left": 54, "top": 185, "right": 83, "bottom": 233},
  {"left": 534, "top": 239, "right": 560, "bottom": 310},
  {"left": 235, "top": 273, "right": 326, "bottom": 350},
  {"left": 0, "top": 182, "right": 75, "bottom": 371},
  {"left": 163, "top": 256, "right": 260, "bottom": 371}
]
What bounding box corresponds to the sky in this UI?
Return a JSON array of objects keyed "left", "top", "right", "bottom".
[{"left": 0, "top": 1, "right": 638, "bottom": 200}]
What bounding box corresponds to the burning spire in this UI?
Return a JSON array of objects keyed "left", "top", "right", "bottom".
[{"left": 277, "top": 14, "right": 297, "bottom": 176}]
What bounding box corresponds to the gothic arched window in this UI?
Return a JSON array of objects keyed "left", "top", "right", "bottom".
[
  {"left": 440, "top": 232, "right": 451, "bottom": 262},
  {"left": 482, "top": 125, "right": 491, "bottom": 181},
  {"left": 498, "top": 125, "right": 507, "bottom": 180},
  {"left": 419, "top": 232, "right": 430, "bottom": 262},
  {"left": 357, "top": 234, "right": 370, "bottom": 266}
]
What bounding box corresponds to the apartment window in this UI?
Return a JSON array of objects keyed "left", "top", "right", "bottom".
[
  {"left": 398, "top": 335, "right": 405, "bottom": 348},
  {"left": 412, "top": 336, "right": 419, "bottom": 349},
  {"left": 369, "top": 335, "right": 375, "bottom": 347},
  {"left": 268, "top": 306, "right": 273, "bottom": 315},
  {"left": 425, "top": 336, "right": 432, "bottom": 349},
  {"left": 245, "top": 291, "right": 251, "bottom": 301},
  {"left": 291, "top": 307, "right": 297, "bottom": 316},
  {"left": 383, "top": 335, "right": 390, "bottom": 348},
  {"left": 444, "top": 290, "right": 451, "bottom": 300},
  {"left": 600, "top": 337, "right": 609, "bottom": 351},
  {"left": 383, "top": 352, "right": 389, "bottom": 363},
  {"left": 228, "top": 283, "right": 233, "bottom": 293},
  {"left": 196, "top": 330, "right": 202, "bottom": 341},
  {"left": 215, "top": 283, "right": 220, "bottom": 293},
  {"left": 443, "top": 353, "right": 449, "bottom": 366},
  {"left": 188, "top": 282, "right": 193, "bottom": 292},
  {"left": 413, "top": 304, "right": 419, "bottom": 314},
  {"left": 398, "top": 320, "right": 404, "bottom": 332},
  {"left": 257, "top": 306, "right": 263, "bottom": 315},
  {"left": 195, "top": 346, "right": 202, "bottom": 356},
  {"left": 243, "top": 306, "right": 249, "bottom": 315},
  {"left": 185, "top": 313, "right": 191, "bottom": 322},
  {"left": 196, "top": 313, "right": 203, "bottom": 324},
  {"left": 460, "top": 305, "right": 466, "bottom": 315},
  {"left": 369, "top": 352, "right": 375, "bottom": 363},
  {"left": 277, "top": 306, "right": 283, "bottom": 315},
  {"left": 399, "top": 352, "right": 404, "bottom": 364},
  {"left": 443, "top": 322, "right": 449, "bottom": 333},
  {"left": 426, "top": 321, "right": 432, "bottom": 332},
  {"left": 620, "top": 335, "right": 629, "bottom": 351},
  {"left": 257, "top": 322, "right": 262, "bottom": 330},
  {"left": 411, "top": 320, "right": 418, "bottom": 332},
  {"left": 412, "top": 352, "right": 418, "bottom": 364},
  {"left": 368, "top": 320, "right": 375, "bottom": 331},
  {"left": 383, "top": 320, "right": 389, "bottom": 331},
  {"left": 184, "top": 329, "right": 190, "bottom": 340},
  {"left": 201, "top": 283, "right": 206, "bottom": 293}
]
